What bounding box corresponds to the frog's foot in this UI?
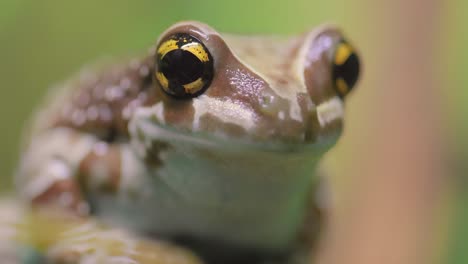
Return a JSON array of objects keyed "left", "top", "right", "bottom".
[
  {"left": 47, "top": 230, "right": 203, "bottom": 264},
  {"left": 19, "top": 208, "right": 203, "bottom": 264},
  {"left": 16, "top": 128, "right": 98, "bottom": 215},
  {"left": 16, "top": 127, "right": 138, "bottom": 216}
]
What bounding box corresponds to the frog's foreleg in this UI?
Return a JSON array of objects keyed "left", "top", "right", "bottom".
[
  {"left": 15, "top": 127, "right": 199, "bottom": 263},
  {"left": 16, "top": 127, "right": 129, "bottom": 215},
  {"left": 17, "top": 128, "right": 94, "bottom": 214},
  {"left": 287, "top": 174, "right": 333, "bottom": 264}
]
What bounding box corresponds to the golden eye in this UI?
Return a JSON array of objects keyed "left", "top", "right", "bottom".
[
  {"left": 332, "top": 40, "right": 360, "bottom": 98},
  {"left": 155, "top": 33, "right": 214, "bottom": 99}
]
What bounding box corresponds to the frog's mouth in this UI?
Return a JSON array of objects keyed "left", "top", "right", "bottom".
[{"left": 129, "top": 104, "right": 340, "bottom": 154}]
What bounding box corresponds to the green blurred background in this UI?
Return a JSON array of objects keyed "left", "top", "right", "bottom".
[
  {"left": 443, "top": 0, "right": 468, "bottom": 263},
  {"left": 0, "top": 0, "right": 465, "bottom": 263}
]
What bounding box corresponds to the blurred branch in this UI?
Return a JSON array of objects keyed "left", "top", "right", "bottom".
[{"left": 316, "top": 0, "right": 447, "bottom": 264}]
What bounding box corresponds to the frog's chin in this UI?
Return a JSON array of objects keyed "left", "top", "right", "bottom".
[{"left": 129, "top": 113, "right": 338, "bottom": 154}]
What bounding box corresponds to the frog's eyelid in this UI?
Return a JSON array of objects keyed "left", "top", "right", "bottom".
[
  {"left": 295, "top": 25, "right": 343, "bottom": 104},
  {"left": 156, "top": 21, "right": 218, "bottom": 46},
  {"left": 291, "top": 33, "right": 315, "bottom": 96}
]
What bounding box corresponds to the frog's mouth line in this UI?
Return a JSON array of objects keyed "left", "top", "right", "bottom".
[{"left": 130, "top": 108, "right": 338, "bottom": 154}]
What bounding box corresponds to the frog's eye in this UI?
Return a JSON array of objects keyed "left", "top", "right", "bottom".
[
  {"left": 332, "top": 40, "right": 360, "bottom": 98},
  {"left": 155, "top": 33, "right": 214, "bottom": 99}
]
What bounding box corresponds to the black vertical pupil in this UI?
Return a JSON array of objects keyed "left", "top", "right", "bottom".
[
  {"left": 160, "top": 49, "right": 203, "bottom": 85},
  {"left": 335, "top": 52, "right": 360, "bottom": 90}
]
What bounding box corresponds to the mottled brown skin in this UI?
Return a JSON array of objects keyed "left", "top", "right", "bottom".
[
  {"left": 78, "top": 143, "right": 122, "bottom": 194},
  {"left": 17, "top": 21, "right": 359, "bottom": 264},
  {"left": 51, "top": 56, "right": 157, "bottom": 139},
  {"left": 22, "top": 57, "right": 157, "bottom": 213},
  {"left": 19, "top": 54, "right": 157, "bottom": 211}
]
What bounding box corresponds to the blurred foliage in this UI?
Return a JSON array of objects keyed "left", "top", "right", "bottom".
[{"left": 444, "top": 0, "right": 468, "bottom": 263}]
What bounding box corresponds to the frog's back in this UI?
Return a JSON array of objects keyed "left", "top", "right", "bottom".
[{"left": 27, "top": 56, "right": 156, "bottom": 141}]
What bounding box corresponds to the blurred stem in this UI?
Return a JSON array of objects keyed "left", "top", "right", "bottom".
[{"left": 317, "top": 1, "right": 446, "bottom": 264}]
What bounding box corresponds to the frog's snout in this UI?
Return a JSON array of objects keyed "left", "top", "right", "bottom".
[{"left": 255, "top": 89, "right": 345, "bottom": 144}]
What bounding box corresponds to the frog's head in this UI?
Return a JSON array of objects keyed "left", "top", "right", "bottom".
[{"left": 132, "top": 21, "right": 360, "bottom": 152}]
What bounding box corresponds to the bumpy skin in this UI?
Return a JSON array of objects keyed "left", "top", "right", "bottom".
[
  {"left": 16, "top": 21, "right": 357, "bottom": 264},
  {"left": 17, "top": 55, "right": 158, "bottom": 214}
]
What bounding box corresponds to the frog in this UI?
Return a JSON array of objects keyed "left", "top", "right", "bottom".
[{"left": 15, "top": 21, "right": 360, "bottom": 264}]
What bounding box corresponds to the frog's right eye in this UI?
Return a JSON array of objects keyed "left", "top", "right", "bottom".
[
  {"left": 155, "top": 33, "right": 214, "bottom": 99},
  {"left": 332, "top": 40, "right": 360, "bottom": 98}
]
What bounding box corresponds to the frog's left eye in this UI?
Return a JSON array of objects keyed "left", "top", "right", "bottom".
[
  {"left": 155, "top": 33, "right": 214, "bottom": 99},
  {"left": 332, "top": 40, "right": 360, "bottom": 98}
]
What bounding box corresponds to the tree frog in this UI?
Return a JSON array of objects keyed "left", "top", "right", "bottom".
[{"left": 15, "top": 21, "right": 360, "bottom": 264}]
